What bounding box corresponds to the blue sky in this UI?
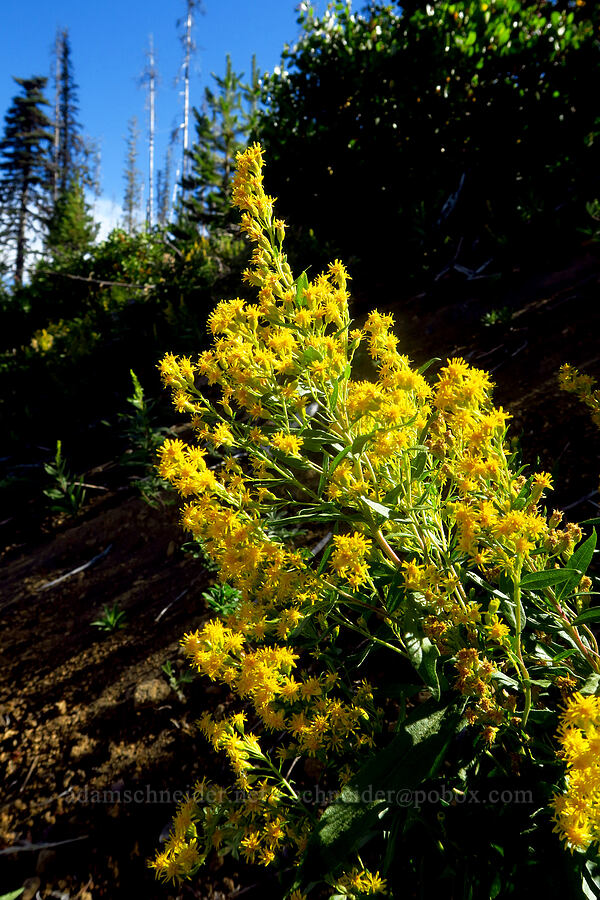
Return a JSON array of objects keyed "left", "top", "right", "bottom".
[{"left": 1, "top": 1, "right": 318, "bottom": 234}]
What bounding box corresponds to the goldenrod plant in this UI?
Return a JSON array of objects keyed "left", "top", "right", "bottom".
[
  {"left": 559, "top": 364, "right": 600, "bottom": 431},
  {"left": 151, "top": 144, "right": 599, "bottom": 897}
]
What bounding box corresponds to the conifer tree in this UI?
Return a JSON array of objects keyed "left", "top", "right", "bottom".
[
  {"left": 53, "top": 29, "right": 90, "bottom": 197},
  {"left": 0, "top": 76, "right": 52, "bottom": 284},
  {"left": 175, "top": 55, "right": 259, "bottom": 237},
  {"left": 46, "top": 174, "right": 99, "bottom": 263},
  {"left": 156, "top": 144, "right": 172, "bottom": 225},
  {"left": 244, "top": 55, "right": 260, "bottom": 139},
  {"left": 122, "top": 116, "right": 142, "bottom": 234}
]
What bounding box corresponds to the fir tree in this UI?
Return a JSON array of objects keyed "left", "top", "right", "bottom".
[
  {"left": 53, "top": 29, "right": 90, "bottom": 197},
  {"left": 175, "top": 55, "right": 259, "bottom": 237},
  {"left": 46, "top": 174, "right": 99, "bottom": 263},
  {"left": 0, "top": 76, "right": 53, "bottom": 284},
  {"left": 122, "top": 116, "right": 142, "bottom": 234},
  {"left": 244, "top": 55, "right": 260, "bottom": 139},
  {"left": 156, "top": 144, "right": 172, "bottom": 225}
]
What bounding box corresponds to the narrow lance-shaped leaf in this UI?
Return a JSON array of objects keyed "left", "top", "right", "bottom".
[{"left": 557, "top": 530, "right": 597, "bottom": 602}]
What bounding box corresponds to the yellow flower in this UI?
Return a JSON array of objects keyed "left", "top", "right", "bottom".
[
  {"left": 330, "top": 532, "right": 372, "bottom": 586},
  {"left": 240, "top": 828, "right": 261, "bottom": 861},
  {"left": 484, "top": 613, "right": 511, "bottom": 645},
  {"left": 271, "top": 431, "right": 303, "bottom": 456}
]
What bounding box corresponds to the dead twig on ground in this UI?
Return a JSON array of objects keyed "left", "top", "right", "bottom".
[
  {"left": 19, "top": 756, "right": 37, "bottom": 793},
  {"left": 37, "top": 544, "right": 113, "bottom": 592},
  {"left": 155, "top": 589, "right": 189, "bottom": 623},
  {"left": 0, "top": 835, "right": 89, "bottom": 855},
  {"left": 562, "top": 490, "right": 599, "bottom": 513}
]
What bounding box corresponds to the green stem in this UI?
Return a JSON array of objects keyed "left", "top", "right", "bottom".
[
  {"left": 513, "top": 558, "right": 532, "bottom": 727},
  {"left": 333, "top": 610, "right": 408, "bottom": 657}
]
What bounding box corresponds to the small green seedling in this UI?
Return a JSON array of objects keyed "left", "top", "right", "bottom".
[
  {"left": 482, "top": 306, "right": 512, "bottom": 327},
  {"left": 91, "top": 601, "right": 127, "bottom": 632},
  {"left": 162, "top": 659, "right": 194, "bottom": 700}
]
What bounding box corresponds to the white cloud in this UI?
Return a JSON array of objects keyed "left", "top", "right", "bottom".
[{"left": 92, "top": 195, "right": 124, "bottom": 240}]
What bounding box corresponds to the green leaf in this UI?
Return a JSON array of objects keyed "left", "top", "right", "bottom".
[
  {"left": 496, "top": 24, "right": 510, "bottom": 46},
  {"left": 317, "top": 541, "right": 334, "bottom": 575},
  {"left": 382, "top": 482, "right": 404, "bottom": 507},
  {"left": 527, "top": 709, "right": 556, "bottom": 726},
  {"left": 491, "top": 670, "right": 520, "bottom": 690},
  {"left": 328, "top": 443, "right": 353, "bottom": 477},
  {"left": 269, "top": 449, "right": 311, "bottom": 470},
  {"left": 301, "top": 346, "right": 322, "bottom": 364},
  {"left": 417, "top": 357, "right": 441, "bottom": 375},
  {"left": 405, "top": 626, "right": 441, "bottom": 700},
  {"left": 300, "top": 428, "right": 341, "bottom": 453},
  {"left": 354, "top": 703, "right": 458, "bottom": 795},
  {"left": 329, "top": 378, "right": 339, "bottom": 412},
  {"left": 361, "top": 496, "right": 391, "bottom": 519},
  {"left": 569, "top": 529, "right": 597, "bottom": 576},
  {"left": 466, "top": 570, "right": 510, "bottom": 600},
  {"left": 268, "top": 506, "right": 347, "bottom": 526},
  {"left": 300, "top": 428, "right": 338, "bottom": 443},
  {"left": 411, "top": 451, "right": 427, "bottom": 479},
  {"left": 512, "top": 476, "right": 533, "bottom": 510},
  {"left": 0, "top": 890, "right": 24, "bottom": 900},
  {"left": 295, "top": 270, "right": 309, "bottom": 307},
  {"left": 304, "top": 785, "right": 385, "bottom": 874},
  {"left": 581, "top": 674, "right": 600, "bottom": 697},
  {"left": 384, "top": 569, "right": 406, "bottom": 615},
  {"left": 573, "top": 607, "right": 600, "bottom": 626},
  {"left": 304, "top": 704, "right": 458, "bottom": 873},
  {"left": 520, "top": 569, "right": 575, "bottom": 590},
  {"left": 351, "top": 432, "right": 374, "bottom": 453},
  {"left": 318, "top": 455, "right": 330, "bottom": 499},
  {"left": 558, "top": 530, "right": 596, "bottom": 601},
  {"left": 552, "top": 649, "right": 578, "bottom": 663}
]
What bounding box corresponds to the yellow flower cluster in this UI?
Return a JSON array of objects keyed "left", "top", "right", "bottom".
[
  {"left": 30, "top": 327, "right": 55, "bottom": 353},
  {"left": 150, "top": 775, "right": 310, "bottom": 879},
  {"left": 334, "top": 866, "right": 388, "bottom": 896},
  {"left": 453, "top": 647, "right": 506, "bottom": 727},
  {"left": 330, "top": 532, "right": 372, "bottom": 587},
  {"left": 551, "top": 692, "right": 600, "bottom": 852},
  {"left": 150, "top": 795, "right": 203, "bottom": 882},
  {"left": 559, "top": 363, "right": 600, "bottom": 429}
]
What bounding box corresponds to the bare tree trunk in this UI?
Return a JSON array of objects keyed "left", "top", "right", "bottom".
[
  {"left": 146, "top": 35, "right": 156, "bottom": 228},
  {"left": 171, "top": 160, "right": 181, "bottom": 212},
  {"left": 182, "top": 3, "right": 192, "bottom": 198},
  {"left": 15, "top": 181, "right": 28, "bottom": 286},
  {"left": 53, "top": 30, "right": 62, "bottom": 204}
]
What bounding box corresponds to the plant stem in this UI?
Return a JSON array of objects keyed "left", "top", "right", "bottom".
[
  {"left": 374, "top": 528, "right": 401, "bottom": 567},
  {"left": 513, "top": 558, "right": 532, "bottom": 727}
]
